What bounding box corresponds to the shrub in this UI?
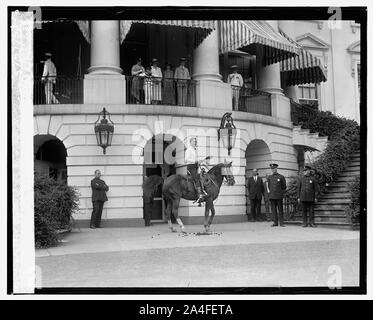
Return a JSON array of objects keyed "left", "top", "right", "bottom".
[
  {"left": 346, "top": 176, "right": 360, "bottom": 225},
  {"left": 34, "top": 172, "right": 79, "bottom": 248},
  {"left": 296, "top": 107, "right": 360, "bottom": 140}
]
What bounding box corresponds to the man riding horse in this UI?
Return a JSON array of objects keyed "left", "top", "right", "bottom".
[{"left": 185, "top": 137, "right": 209, "bottom": 204}]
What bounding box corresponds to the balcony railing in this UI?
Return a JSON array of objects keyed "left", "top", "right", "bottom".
[
  {"left": 34, "top": 76, "right": 84, "bottom": 105},
  {"left": 126, "top": 76, "right": 196, "bottom": 107},
  {"left": 232, "top": 86, "right": 272, "bottom": 116},
  {"left": 290, "top": 99, "right": 318, "bottom": 126}
]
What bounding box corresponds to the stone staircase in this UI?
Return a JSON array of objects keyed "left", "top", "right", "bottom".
[{"left": 287, "top": 151, "right": 360, "bottom": 227}]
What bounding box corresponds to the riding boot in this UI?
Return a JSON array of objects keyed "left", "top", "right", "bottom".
[
  {"left": 199, "top": 178, "right": 208, "bottom": 196},
  {"left": 195, "top": 186, "right": 205, "bottom": 204}
]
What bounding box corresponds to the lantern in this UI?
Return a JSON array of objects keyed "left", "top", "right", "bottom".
[
  {"left": 218, "top": 112, "right": 237, "bottom": 156},
  {"left": 94, "top": 107, "right": 114, "bottom": 154}
]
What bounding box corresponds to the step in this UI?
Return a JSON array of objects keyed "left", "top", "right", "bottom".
[
  {"left": 348, "top": 161, "right": 360, "bottom": 166},
  {"left": 335, "top": 176, "right": 359, "bottom": 182},
  {"left": 319, "top": 193, "right": 350, "bottom": 199},
  {"left": 339, "top": 171, "right": 361, "bottom": 177},
  {"left": 314, "top": 208, "right": 346, "bottom": 214},
  {"left": 284, "top": 220, "right": 352, "bottom": 228},
  {"left": 343, "top": 165, "right": 360, "bottom": 172},
  {"left": 314, "top": 204, "right": 348, "bottom": 211},
  {"left": 327, "top": 182, "right": 351, "bottom": 188},
  {"left": 325, "top": 187, "right": 349, "bottom": 192},
  {"left": 317, "top": 199, "right": 351, "bottom": 205}
]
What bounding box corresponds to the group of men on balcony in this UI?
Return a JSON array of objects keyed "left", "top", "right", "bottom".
[{"left": 130, "top": 57, "right": 191, "bottom": 106}]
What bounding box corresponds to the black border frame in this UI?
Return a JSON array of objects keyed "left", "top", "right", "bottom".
[{"left": 7, "top": 6, "right": 367, "bottom": 296}]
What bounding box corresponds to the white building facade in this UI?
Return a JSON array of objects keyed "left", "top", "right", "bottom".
[{"left": 34, "top": 19, "right": 358, "bottom": 227}]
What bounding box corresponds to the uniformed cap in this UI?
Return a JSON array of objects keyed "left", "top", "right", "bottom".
[
  {"left": 269, "top": 163, "right": 279, "bottom": 168},
  {"left": 152, "top": 58, "right": 158, "bottom": 63},
  {"left": 304, "top": 165, "right": 312, "bottom": 170},
  {"left": 179, "top": 57, "right": 186, "bottom": 61},
  {"left": 44, "top": 52, "right": 52, "bottom": 57},
  {"left": 231, "top": 64, "right": 239, "bottom": 69}
]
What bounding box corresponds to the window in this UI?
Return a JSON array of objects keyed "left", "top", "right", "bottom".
[{"left": 298, "top": 83, "right": 319, "bottom": 108}]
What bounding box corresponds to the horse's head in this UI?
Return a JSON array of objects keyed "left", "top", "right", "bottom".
[{"left": 221, "top": 161, "right": 235, "bottom": 186}]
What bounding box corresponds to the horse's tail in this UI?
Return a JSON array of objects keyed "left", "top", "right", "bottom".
[{"left": 142, "top": 175, "right": 163, "bottom": 202}]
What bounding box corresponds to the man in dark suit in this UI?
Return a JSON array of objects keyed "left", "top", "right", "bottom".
[
  {"left": 90, "top": 169, "right": 109, "bottom": 229},
  {"left": 247, "top": 169, "right": 265, "bottom": 221},
  {"left": 267, "top": 163, "right": 287, "bottom": 227},
  {"left": 297, "top": 165, "right": 320, "bottom": 227}
]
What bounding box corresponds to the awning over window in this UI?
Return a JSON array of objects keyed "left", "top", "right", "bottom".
[
  {"left": 279, "top": 30, "right": 327, "bottom": 86},
  {"left": 219, "top": 20, "right": 299, "bottom": 66},
  {"left": 132, "top": 20, "right": 216, "bottom": 47}
]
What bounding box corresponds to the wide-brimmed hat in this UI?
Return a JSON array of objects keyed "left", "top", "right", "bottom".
[
  {"left": 231, "top": 64, "right": 239, "bottom": 69},
  {"left": 152, "top": 58, "right": 159, "bottom": 63},
  {"left": 179, "top": 57, "right": 186, "bottom": 61},
  {"left": 44, "top": 52, "right": 52, "bottom": 57}
]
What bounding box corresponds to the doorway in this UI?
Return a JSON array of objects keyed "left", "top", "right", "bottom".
[{"left": 143, "top": 135, "right": 182, "bottom": 222}]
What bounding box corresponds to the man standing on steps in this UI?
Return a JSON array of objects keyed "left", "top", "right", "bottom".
[
  {"left": 247, "top": 169, "right": 265, "bottom": 222},
  {"left": 297, "top": 165, "right": 320, "bottom": 228},
  {"left": 90, "top": 169, "right": 109, "bottom": 229},
  {"left": 267, "top": 163, "right": 287, "bottom": 227}
]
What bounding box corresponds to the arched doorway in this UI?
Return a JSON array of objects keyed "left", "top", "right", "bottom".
[
  {"left": 245, "top": 139, "right": 272, "bottom": 219},
  {"left": 143, "top": 134, "right": 185, "bottom": 222},
  {"left": 34, "top": 135, "right": 67, "bottom": 183}
]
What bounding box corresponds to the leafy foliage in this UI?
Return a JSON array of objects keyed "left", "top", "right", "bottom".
[
  {"left": 292, "top": 105, "right": 360, "bottom": 194},
  {"left": 34, "top": 173, "right": 79, "bottom": 248},
  {"left": 295, "top": 106, "right": 360, "bottom": 140},
  {"left": 346, "top": 176, "right": 360, "bottom": 224}
]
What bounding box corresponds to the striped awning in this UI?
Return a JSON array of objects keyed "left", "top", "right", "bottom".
[
  {"left": 279, "top": 29, "right": 327, "bottom": 85},
  {"left": 219, "top": 20, "right": 299, "bottom": 66},
  {"left": 132, "top": 20, "right": 216, "bottom": 47}
]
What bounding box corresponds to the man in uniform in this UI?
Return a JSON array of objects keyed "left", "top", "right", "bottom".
[
  {"left": 90, "top": 169, "right": 109, "bottom": 229},
  {"left": 174, "top": 57, "right": 191, "bottom": 106},
  {"left": 297, "top": 165, "right": 320, "bottom": 227},
  {"left": 247, "top": 169, "right": 265, "bottom": 221},
  {"left": 185, "top": 137, "right": 208, "bottom": 204},
  {"left": 227, "top": 65, "right": 243, "bottom": 110},
  {"left": 42, "top": 52, "right": 59, "bottom": 104},
  {"left": 263, "top": 174, "right": 272, "bottom": 222},
  {"left": 267, "top": 163, "right": 287, "bottom": 227}
]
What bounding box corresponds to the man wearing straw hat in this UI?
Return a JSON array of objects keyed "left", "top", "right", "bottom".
[
  {"left": 42, "top": 52, "right": 59, "bottom": 104},
  {"left": 227, "top": 65, "right": 243, "bottom": 110}
]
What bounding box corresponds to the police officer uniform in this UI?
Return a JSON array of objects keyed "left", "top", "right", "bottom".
[
  {"left": 267, "top": 163, "right": 287, "bottom": 227},
  {"left": 297, "top": 165, "right": 320, "bottom": 227}
]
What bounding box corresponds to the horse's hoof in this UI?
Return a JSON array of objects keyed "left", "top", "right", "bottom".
[{"left": 170, "top": 228, "right": 177, "bottom": 233}]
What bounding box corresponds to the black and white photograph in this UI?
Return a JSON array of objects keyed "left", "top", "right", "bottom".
[{"left": 3, "top": 1, "right": 370, "bottom": 303}]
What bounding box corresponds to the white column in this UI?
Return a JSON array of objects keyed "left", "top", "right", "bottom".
[
  {"left": 255, "top": 21, "right": 283, "bottom": 95},
  {"left": 88, "top": 20, "right": 122, "bottom": 74},
  {"left": 192, "top": 29, "right": 222, "bottom": 81},
  {"left": 192, "top": 29, "right": 232, "bottom": 110},
  {"left": 279, "top": 20, "right": 299, "bottom": 102},
  {"left": 84, "top": 20, "right": 126, "bottom": 104},
  {"left": 256, "top": 46, "right": 283, "bottom": 95}
]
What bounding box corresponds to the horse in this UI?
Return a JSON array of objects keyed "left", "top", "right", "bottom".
[{"left": 143, "top": 162, "right": 235, "bottom": 233}]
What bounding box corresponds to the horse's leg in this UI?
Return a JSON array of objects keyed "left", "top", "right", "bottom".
[
  {"left": 204, "top": 202, "right": 210, "bottom": 232},
  {"left": 172, "top": 198, "right": 185, "bottom": 232},
  {"left": 207, "top": 202, "right": 216, "bottom": 230},
  {"left": 165, "top": 198, "right": 176, "bottom": 232}
]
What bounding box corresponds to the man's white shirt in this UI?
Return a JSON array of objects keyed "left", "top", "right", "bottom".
[{"left": 185, "top": 146, "right": 198, "bottom": 164}]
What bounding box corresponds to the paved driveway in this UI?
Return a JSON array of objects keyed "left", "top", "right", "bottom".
[{"left": 36, "top": 222, "right": 360, "bottom": 288}]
